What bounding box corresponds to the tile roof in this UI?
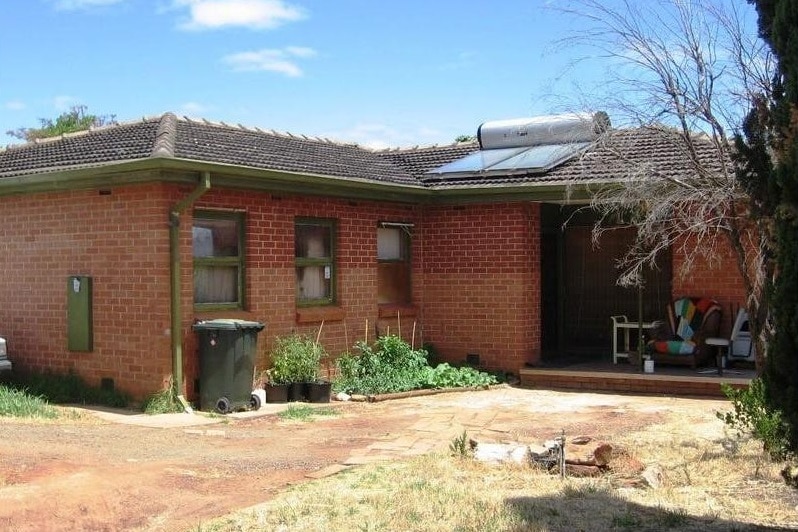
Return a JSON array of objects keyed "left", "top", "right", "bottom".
[
  {"left": 398, "top": 126, "right": 724, "bottom": 189},
  {"left": 375, "top": 142, "right": 479, "bottom": 178},
  {"left": 0, "top": 119, "right": 160, "bottom": 178},
  {"left": 0, "top": 113, "right": 722, "bottom": 194},
  {"left": 0, "top": 113, "right": 420, "bottom": 186},
  {"left": 172, "top": 117, "right": 419, "bottom": 186}
]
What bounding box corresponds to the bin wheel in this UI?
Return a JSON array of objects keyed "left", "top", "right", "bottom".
[
  {"left": 250, "top": 393, "right": 262, "bottom": 410},
  {"left": 216, "top": 397, "right": 231, "bottom": 414}
]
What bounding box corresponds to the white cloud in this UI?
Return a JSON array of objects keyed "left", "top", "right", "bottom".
[
  {"left": 50, "top": 0, "right": 124, "bottom": 11},
  {"left": 52, "top": 95, "right": 78, "bottom": 111},
  {"left": 172, "top": 0, "right": 306, "bottom": 30},
  {"left": 322, "top": 123, "right": 447, "bottom": 150},
  {"left": 222, "top": 47, "right": 315, "bottom": 77},
  {"left": 441, "top": 51, "right": 478, "bottom": 71},
  {"left": 284, "top": 46, "right": 315, "bottom": 58},
  {"left": 4, "top": 100, "right": 26, "bottom": 111},
  {"left": 179, "top": 101, "right": 209, "bottom": 115}
]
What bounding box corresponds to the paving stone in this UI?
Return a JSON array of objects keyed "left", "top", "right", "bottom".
[
  {"left": 367, "top": 441, "right": 413, "bottom": 451},
  {"left": 306, "top": 464, "right": 351, "bottom": 479},
  {"left": 343, "top": 454, "right": 392, "bottom": 465}
]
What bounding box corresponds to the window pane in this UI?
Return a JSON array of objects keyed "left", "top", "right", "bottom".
[
  {"left": 296, "top": 224, "right": 331, "bottom": 259},
  {"left": 194, "top": 265, "right": 238, "bottom": 304},
  {"left": 377, "top": 227, "right": 403, "bottom": 260},
  {"left": 193, "top": 218, "right": 239, "bottom": 258},
  {"left": 378, "top": 262, "right": 410, "bottom": 304},
  {"left": 296, "top": 266, "right": 331, "bottom": 301}
]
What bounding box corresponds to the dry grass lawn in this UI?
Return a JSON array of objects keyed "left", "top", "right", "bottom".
[{"left": 196, "top": 411, "right": 798, "bottom": 532}]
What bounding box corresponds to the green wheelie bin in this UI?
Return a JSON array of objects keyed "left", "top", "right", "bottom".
[{"left": 193, "top": 319, "right": 265, "bottom": 413}]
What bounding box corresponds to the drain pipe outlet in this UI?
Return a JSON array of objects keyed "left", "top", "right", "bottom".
[{"left": 170, "top": 172, "right": 211, "bottom": 412}]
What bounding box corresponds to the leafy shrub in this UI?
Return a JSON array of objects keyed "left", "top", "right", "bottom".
[
  {"left": 717, "top": 378, "right": 790, "bottom": 461},
  {"left": 335, "top": 335, "right": 497, "bottom": 395},
  {"left": 335, "top": 335, "right": 429, "bottom": 394},
  {"left": 423, "top": 363, "right": 498, "bottom": 389},
  {"left": 270, "top": 334, "right": 325, "bottom": 384}
]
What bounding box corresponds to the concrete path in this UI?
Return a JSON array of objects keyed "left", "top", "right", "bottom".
[{"left": 75, "top": 386, "right": 728, "bottom": 475}]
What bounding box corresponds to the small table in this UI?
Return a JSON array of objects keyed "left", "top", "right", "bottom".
[
  {"left": 705, "top": 337, "right": 729, "bottom": 376},
  {"left": 611, "top": 316, "right": 657, "bottom": 364}
]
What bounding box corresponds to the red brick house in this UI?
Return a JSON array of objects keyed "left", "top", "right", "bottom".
[{"left": 0, "top": 113, "right": 747, "bottom": 400}]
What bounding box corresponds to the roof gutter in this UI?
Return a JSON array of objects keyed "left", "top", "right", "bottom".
[{"left": 169, "top": 171, "right": 211, "bottom": 413}]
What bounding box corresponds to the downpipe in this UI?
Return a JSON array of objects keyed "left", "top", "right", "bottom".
[{"left": 169, "top": 172, "right": 211, "bottom": 413}]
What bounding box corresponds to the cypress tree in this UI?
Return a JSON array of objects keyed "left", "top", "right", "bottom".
[{"left": 745, "top": 0, "right": 798, "bottom": 452}]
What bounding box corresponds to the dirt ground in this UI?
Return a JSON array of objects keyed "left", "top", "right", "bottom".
[{"left": 0, "top": 387, "right": 735, "bottom": 531}]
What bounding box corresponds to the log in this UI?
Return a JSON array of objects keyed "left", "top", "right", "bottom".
[
  {"left": 472, "top": 443, "right": 530, "bottom": 465},
  {"left": 563, "top": 442, "right": 613, "bottom": 467}
]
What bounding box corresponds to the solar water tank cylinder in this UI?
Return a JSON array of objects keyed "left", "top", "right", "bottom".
[{"left": 478, "top": 112, "right": 610, "bottom": 149}]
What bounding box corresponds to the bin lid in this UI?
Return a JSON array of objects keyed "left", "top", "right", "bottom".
[{"left": 193, "top": 319, "right": 265, "bottom": 331}]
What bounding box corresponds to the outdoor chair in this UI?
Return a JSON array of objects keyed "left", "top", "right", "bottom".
[
  {"left": 705, "top": 307, "right": 756, "bottom": 369},
  {"left": 647, "top": 297, "right": 721, "bottom": 368}
]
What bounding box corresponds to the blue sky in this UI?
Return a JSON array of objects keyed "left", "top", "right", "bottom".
[{"left": 0, "top": 0, "right": 757, "bottom": 149}]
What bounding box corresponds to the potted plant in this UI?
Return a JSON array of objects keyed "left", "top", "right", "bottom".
[
  {"left": 262, "top": 368, "right": 289, "bottom": 403},
  {"left": 307, "top": 356, "right": 332, "bottom": 403},
  {"left": 268, "top": 334, "right": 324, "bottom": 402}
]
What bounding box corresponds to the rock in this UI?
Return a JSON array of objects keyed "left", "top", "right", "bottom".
[
  {"left": 615, "top": 476, "right": 646, "bottom": 488},
  {"left": 612, "top": 454, "right": 645, "bottom": 476},
  {"left": 528, "top": 444, "right": 550, "bottom": 458},
  {"left": 543, "top": 440, "right": 561, "bottom": 451},
  {"left": 641, "top": 464, "right": 665, "bottom": 488},
  {"left": 472, "top": 443, "right": 531, "bottom": 465},
  {"left": 571, "top": 436, "right": 592, "bottom": 445},
  {"left": 781, "top": 465, "right": 798, "bottom": 488},
  {"left": 349, "top": 394, "right": 368, "bottom": 402},
  {"left": 592, "top": 443, "right": 613, "bottom": 467},
  {"left": 334, "top": 392, "right": 351, "bottom": 402}
]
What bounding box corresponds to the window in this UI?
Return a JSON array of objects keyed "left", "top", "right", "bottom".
[
  {"left": 377, "top": 225, "right": 411, "bottom": 305},
  {"left": 295, "top": 218, "right": 335, "bottom": 305},
  {"left": 193, "top": 211, "right": 244, "bottom": 308}
]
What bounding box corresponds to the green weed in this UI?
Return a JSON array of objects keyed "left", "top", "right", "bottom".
[
  {"left": 278, "top": 404, "right": 339, "bottom": 421},
  {"left": 0, "top": 384, "right": 58, "bottom": 419},
  {"left": 141, "top": 380, "right": 184, "bottom": 414},
  {"left": 3, "top": 370, "right": 129, "bottom": 408}
]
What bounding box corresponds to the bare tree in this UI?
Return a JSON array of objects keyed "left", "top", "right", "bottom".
[{"left": 558, "top": 0, "right": 775, "bottom": 369}]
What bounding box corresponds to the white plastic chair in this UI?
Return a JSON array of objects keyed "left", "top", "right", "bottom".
[{"left": 705, "top": 308, "right": 755, "bottom": 371}]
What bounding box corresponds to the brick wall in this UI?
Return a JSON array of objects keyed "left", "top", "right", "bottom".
[
  {"left": 0, "top": 176, "right": 752, "bottom": 401},
  {"left": 671, "top": 234, "right": 749, "bottom": 336},
  {"left": 420, "top": 202, "right": 541, "bottom": 373},
  {"left": 0, "top": 184, "right": 174, "bottom": 398},
  {"left": 0, "top": 182, "right": 431, "bottom": 400},
  {"left": 184, "top": 188, "right": 424, "bottom": 395}
]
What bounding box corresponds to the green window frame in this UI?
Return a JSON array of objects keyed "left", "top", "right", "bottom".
[
  {"left": 295, "top": 218, "right": 336, "bottom": 306},
  {"left": 192, "top": 210, "right": 245, "bottom": 310},
  {"left": 377, "top": 224, "right": 412, "bottom": 305}
]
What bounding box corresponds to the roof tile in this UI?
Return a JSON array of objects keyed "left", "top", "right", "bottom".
[{"left": 0, "top": 114, "right": 722, "bottom": 193}]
